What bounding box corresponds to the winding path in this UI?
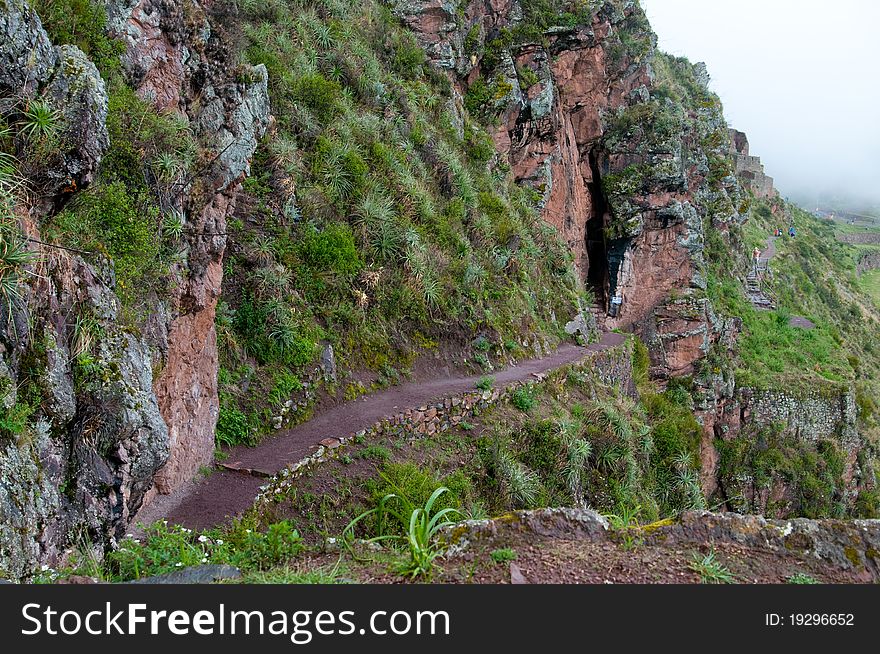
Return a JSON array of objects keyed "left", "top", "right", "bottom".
[
  {"left": 135, "top": 332, "right": 626, "bottom": 531},
  {"left": 748, "top": 236, "right": 815, "bottom": 329}
]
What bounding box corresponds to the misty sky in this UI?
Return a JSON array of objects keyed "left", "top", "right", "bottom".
[{"left": 639, "top": 0, "right": 880, "bottom": 207}]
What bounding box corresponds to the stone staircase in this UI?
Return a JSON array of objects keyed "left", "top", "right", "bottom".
[
  {"left": 746, "top": 263, "right": 776, "bottom": 311},
  {"left": 587, "top": 304, "right": 604, "bottom": 322}
]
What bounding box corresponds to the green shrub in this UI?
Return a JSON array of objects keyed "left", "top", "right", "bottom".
[
  {"left": 33, "top": 0, "right": 125, "bottom": 74},
  {"left": 294, "top": 73, "right": 342, "bottom": 117},
  {"left": 490, "top": 548, "right": 517, "bottom": 563},
  {"left": 299, "top": 223, "right": 362, "bottom": 276},
  {"left": 476, "top": 375, "right": 495, "bottom": 391},
  {"left": 787, "top": 573, "right": 820, "bottom": 585},
  {"left": 362, "top": 463, "right": 463, "bottom": 537},
  {"left": 357, "top": 444, "right": 392, "bottom": 462},
  {"left": 511, "top": 385, "right": 537, "bottom": 413},
  {"left": 106, "top": 520, "right": 303, "bottom": 580},
  {"left": 216, "top": 405, "right": 253, "bottom": 447},
  {"left": 52, "top": 182, "right": 161, "bottom": 300},
  {"left": 0, "top": 401, "right": 33, "bottom": 439}
]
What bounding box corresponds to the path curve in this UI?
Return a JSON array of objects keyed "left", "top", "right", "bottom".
[
  {"left": 750, "top": 236, "right": 815, "bottom": 329},
  {"left": 136, "top": 332, "right": 626, "bottom": 531}
]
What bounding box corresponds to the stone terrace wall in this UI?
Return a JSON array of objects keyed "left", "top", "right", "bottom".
[
  {"left": 739, "top": 387, "right": 859, "bottom": 450},
  {"left": 857, "top": 251, "right": 880, "bottom": 275},
  {"left": 254, "top": 339, "right": 635, "bottom": 505},
  {"left": 838, "top": 232, "right": 880, "bottom": 245}
]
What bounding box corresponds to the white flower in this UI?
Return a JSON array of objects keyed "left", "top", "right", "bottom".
[
  {"left": 245, "top": 529, "right": 252, "bottom": 534},
  {"left": 175, "top": 562, "right": 182, "bottom": 567},
  {"left": 216, "top": 539, "right": 223, "bottom": 545},
  {"left": 197, "top": 535, "right": 209, "bottom": 543},
  {"left": 41, "top": 564, "right": 49, "bottom": 572},
  {"left": 201, "top": 558, "right": 207, "bottom": 564}
]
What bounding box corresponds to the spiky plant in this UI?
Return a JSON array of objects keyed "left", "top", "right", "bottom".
[
  {"left": 564, "top": 437, "right": 593, "bottom": 507},
  {"left": 268, "top": 319, "right": 298, "bottom": 353},
  {"left": 318, "top": 149, "right": 355, "bottom": 202},
  {"left": 162, "top": 210, "right": 185, "bottom": 240},
  {"left": 21, "top": 99, "right": 60, "bottom": 142},
  {"left": 249, "top": 234, "right": 276, "bottom": 265},
  {"left": 313, "top": 23, "right": 335, "bottom": 50},
  {"left": 154, "top": 152, "right": 180, "bottom": 183},
  {"left": 463, "top": 260, "right": 487, "bottom": 287},
  {"left": 689, "top": 550, "right": 737, "bottom": 584},
  {"left": 263, "top": 297, "right": 290, "bottom": 323},
  {"left": 0, "top": 231, "right": 36, "bottom": 311},
  {"left": 494, "top": 445, "right": 541, "bottom": 508},
  {"left": 420, "top": 272, "right": 441, "bottom": 310}
]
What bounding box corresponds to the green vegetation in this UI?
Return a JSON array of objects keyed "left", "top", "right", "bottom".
[
  {"left": 217, "top": 0, "right": 579, "bottom": 443},
  {"left": 476, "top": 376, "right": 495, "bottom": 391},
  {"left": 510, "top": 385, "right": 537, "bottom": 413},
  {"left": 705, "top": 201, "right": 863, "bottom": 390},
  {"left": 859, "top": 268, "right": 880, "bottom": 307},
  {"left": 51, "top": 519, "right": 304, "bottom": 582},
  {"left": 345, "top": 485, "right": 461, "bottom": 579},
  {"left": 717, "top": 425, "right": 849, "bottom": 519},
  {"left": 22, "top": 17, "right": 199, "bottom": 316},
  {"left": 1, "top": 119, "right": 38, "bottom": 313},
  {"left": 33, "top": 0, "right": 125, "bottom": 74},
  {"left": 787, "top": 572, "right": 820, "bottom": 585},
  {"left": 490, "top": 548, "right": 518, "bottom": 563},
  {"left": 689, "top": 550, "right": 736, "bottom": 584}
]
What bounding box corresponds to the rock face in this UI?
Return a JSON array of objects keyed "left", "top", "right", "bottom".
[
  {"left": 705, "top": 385, "right": 875, "bottom": 517},
  {"left": 0, "top": 0, "right": 109, "bottom": 204},
  {"left": 394, "top": 0, "right": 742, "bottom": 360},
  {"left": 856, "top": 250, "right": 880, "bottom": 276},
  {"left": 838, "top": 231, "right": 880, "bottom": 245},
  {"left": 393, "top": 0, "right": 875, "bottom": 519},
  {"left": 103, "top": 0, "right": 270, "bottom": 498},
  {"left": 0, "top": 0, "right": 268, "bottom": 579},
  {"left": 0, "top": 0, "right": 167, "bottom": 581}
]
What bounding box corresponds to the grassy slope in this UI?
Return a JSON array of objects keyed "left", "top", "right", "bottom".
[
  {"left": 707, "top": 199, "right": 878, "bottom": 395},
  {"left": 860, "top": 269, "right": 880, "bottom": 307},
  {"left": 704, "top": 198, "right": 880, "bottom": 518},
  {"left": 215, "top": 0, "right": 583, "bottom": 445}
]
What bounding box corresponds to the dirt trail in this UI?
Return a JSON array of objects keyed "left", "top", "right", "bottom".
[
  {"left": 748, "top": 236, "right": 815, "bottom": 329},
  {"left": 135, "top": 332, "right": 626, "bottom": 531}
]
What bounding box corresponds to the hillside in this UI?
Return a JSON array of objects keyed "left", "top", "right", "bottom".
[{"left": 0, "top": 0, "right": 877, "bottom": 583}]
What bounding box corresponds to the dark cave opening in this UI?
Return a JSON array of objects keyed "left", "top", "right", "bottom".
[{"left": 586, "top": 150, "right": 611, "bottom": 312}]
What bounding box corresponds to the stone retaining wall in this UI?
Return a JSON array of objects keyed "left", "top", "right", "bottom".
[
  {"left": 739, "top": 387, "right": 859, "bottom": 450},
  {"left": 255, "top": 339, "right": 635, "bottom": 505},
  {"left": 857, "top": 251, "right": 880, "bottom": 276},
  {"left": 837, "top": 232, "right": 880, "bottom": 245}
]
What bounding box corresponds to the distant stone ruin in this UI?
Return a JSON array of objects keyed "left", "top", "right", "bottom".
[{"left": 729, "top": 129, "right": 776, "bottom": 199}]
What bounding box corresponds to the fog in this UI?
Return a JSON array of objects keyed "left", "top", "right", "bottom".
[{"left": 639, "top": 0, "right": 880, "bottom": 209}]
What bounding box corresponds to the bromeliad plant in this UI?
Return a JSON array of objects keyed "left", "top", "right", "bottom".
[{"left": 343, "top": 486, "right": 461, "bottom": 580}]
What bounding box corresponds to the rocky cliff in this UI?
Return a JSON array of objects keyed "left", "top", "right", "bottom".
[
  {"left": 0, "top": 0, "right": 268, "bottom": 578},
  {"left": 392, "top": 0, "right": 877, "bottom": 520},
  {"left": 393, "top": 0, "right": 743, "bottom": 376}
]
